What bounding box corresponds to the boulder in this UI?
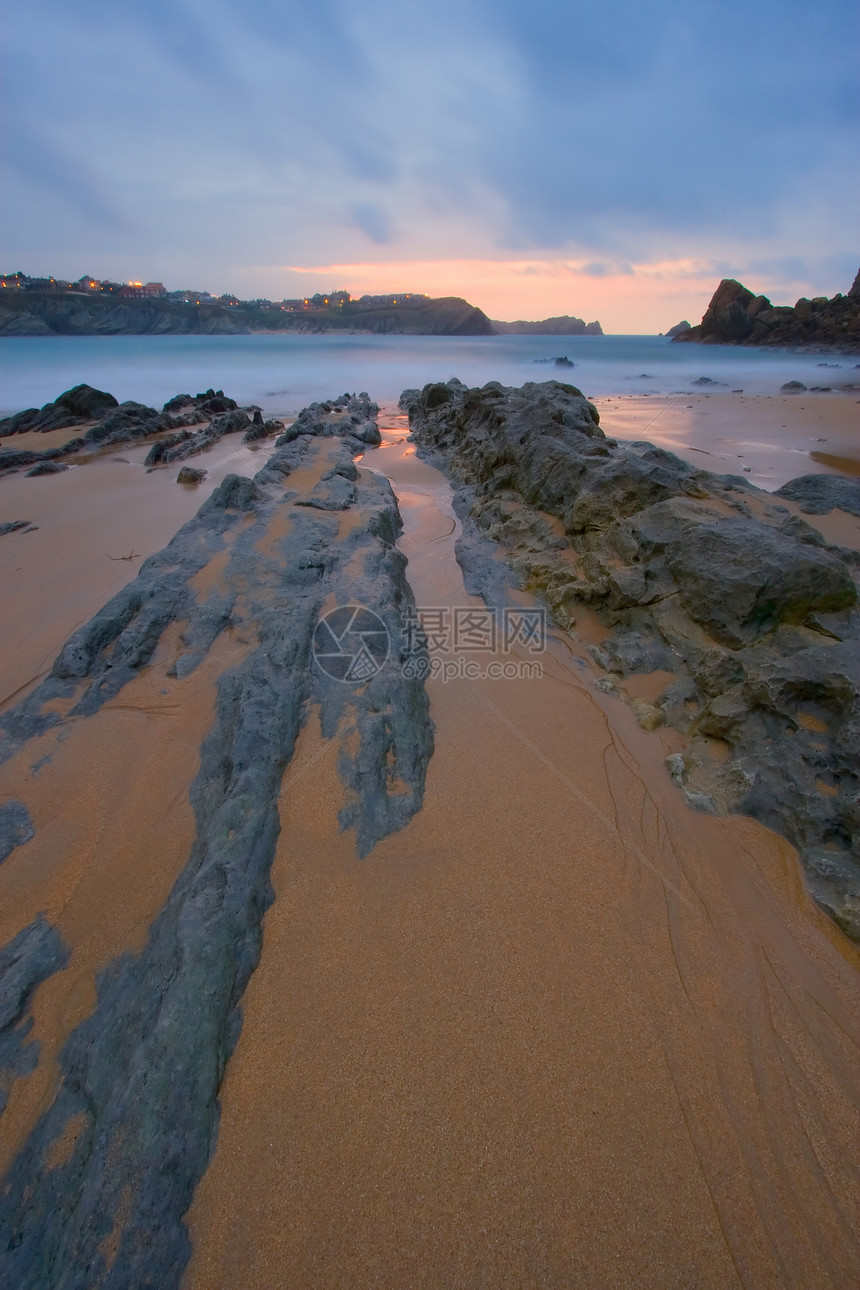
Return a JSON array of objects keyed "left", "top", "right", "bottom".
[
  {"left": 775, "top": 474, "right": 860, "bottom": 517},
  {"left": 176, "top": 466, "right": 206, "bottom": 484}
]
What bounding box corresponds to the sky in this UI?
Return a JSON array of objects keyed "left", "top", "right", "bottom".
[{"left": 2, "top": 0, "right": 857, "bottom": 331}]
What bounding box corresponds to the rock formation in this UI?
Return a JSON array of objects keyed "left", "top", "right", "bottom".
[
  {"left": 401, "top": 377, "right": 860, "bottom": 940},
  {"left": 0, "top": 387, "right": 264, "bottom": 476},
  {"left": 665, "top": 320, "right": 691, "bottom": 337},
  {"left": 674, "top": 272, "right": 860, "bottom": 351},
  {"left": 0, "top": 403, "right": 433, "bottom": 1287}
]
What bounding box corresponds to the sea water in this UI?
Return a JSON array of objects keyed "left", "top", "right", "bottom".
[{"left": 0, "top": 332, "right": 854, "bottom": 417}]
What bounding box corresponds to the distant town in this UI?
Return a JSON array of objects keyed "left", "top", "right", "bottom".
[{"left": 0, "top": 272, "right": 427, "bottom": 313}]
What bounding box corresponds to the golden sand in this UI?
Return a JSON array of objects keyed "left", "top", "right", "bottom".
[
  {"left": 1, "top": 407, "right": 858, "bottom": 1287},
  {"left": 595, "top": 390, "right": 860, "bottom": 492},
  {"left": 184, "top": 426, "right": 860, "bottom": 1289}
]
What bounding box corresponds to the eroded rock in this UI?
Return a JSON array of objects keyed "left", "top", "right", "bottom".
[{"left": 403, "top": 376, "right": 860, "bottom": 940}]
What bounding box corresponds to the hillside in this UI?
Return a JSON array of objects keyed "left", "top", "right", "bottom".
[{"left": 0, "top": 291, "right": 494, "bottom": 338}]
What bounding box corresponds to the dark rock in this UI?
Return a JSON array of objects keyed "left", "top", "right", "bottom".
[
  {"left": 403, "top": 375, "right": 860, "bottom": 941},
  {"left": 177, "top": 466, "right": 206, "bottom": 484},
  {"left": 24, "top": 461, "right": 69, "bottom": 477},
  {"left": 781, "top": 380, "right": 807, "bottom": 391},
  {"left": 25, "top": 461, "right": 69, "bottom": 476},
  {"left": 0, "top": 384, "right": 118, "bottom": 437},
  {"left": 0, "top": 520, "right": 31, "bottom": 536},
  {"left": 0, "top": 915, "right": 69, "bottom": 1114},
  {"left": 271, "top": 392, "right": 380, "bottom": 450},
  {"left": 664, "top": 519, "right": 856, "bottom": 648},
  {"left": 56, "top": 384, "right": 119, "bottom": 419},
  {"left": 775, "top": 474, "right": 860, "bottom": 517},
  {"left": 0, "top": 800, "right": 34, "bottom": 862},
  {"left": 692, "top": 376, "right": 725, "bottom": 386},
  {"left": 675, "top": 271, "right": 860, "bottom": 352},
  {"left": 665, "top": 320, "right": 691, "bottom": 337}
]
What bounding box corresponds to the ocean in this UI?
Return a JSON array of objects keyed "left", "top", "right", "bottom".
[{"left": 0, "top": 333, "right": 855, "bottom": 418}]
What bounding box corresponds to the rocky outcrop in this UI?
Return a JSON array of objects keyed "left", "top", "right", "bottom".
[
  {"left": 0, "top": 408, "right": 433, "bottom": 1287},
  {"left": 665, "top": 320, "right": 691, "bottom": 337},
  {"left": 0, "top": 385, "right": 119, "bottom": 436},
  {"left": 401, "top": 377, "right": 860, "bottom": 940},
  {"left": 0, "top": 388, "right": 261, "bottom": 476},
  {"left": 674, "top": 272, "right": 860, "bottom": 351},
  {"left": 491, "top": 315, "right": 603, "bottom": 335},
  {"left": 274, "top": 392, "right": 382, "bottom": 449}
]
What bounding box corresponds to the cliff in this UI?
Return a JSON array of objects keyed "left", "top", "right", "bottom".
[
  {"left": 491, "top": 315, "right": 603, "bottom": 335},
  {"left": 0, "top": 291, "right": 493, "bottom": 338},
  {"left": 674, "top": 271, "right": 860, "bottom": 351}
]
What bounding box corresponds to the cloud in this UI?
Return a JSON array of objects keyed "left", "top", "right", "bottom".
[
  {"left": 1, "top": 0, "right": 857, "bottom": 322},
  {"left": 348, "top": 202, "right": 394, "bottom": 245}
]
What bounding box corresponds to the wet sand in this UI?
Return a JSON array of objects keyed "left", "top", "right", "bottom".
[
  {"left": 0, "top": 433, "right": 274, "bottom": 709},
  {"left": 184, "top": 425, "right": 860, "bottom": 1289},
  {"left": 595, "top": 390, "right": 860, "bottom": 490}
]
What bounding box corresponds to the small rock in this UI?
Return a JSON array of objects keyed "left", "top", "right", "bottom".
[
  {"left": 631, "top": 698, "right": 665, "bottom": 731},
  {"left": 177, "top": 466, "right": 206, "bottom": 484},
  {"left": 780, "top": 380, "right": 807, "bottom": 391},
  {"left": 25, "top": 461, "right": 68, "bottom": 476}
]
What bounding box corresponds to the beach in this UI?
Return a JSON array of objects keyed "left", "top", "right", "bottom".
[{"left": 0, "top": 379, "right": 858, "bottom": 1287}]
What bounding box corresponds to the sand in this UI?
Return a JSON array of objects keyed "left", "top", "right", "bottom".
[
  {"left": 0, "top": 434, "right": 275, "bottom": 709},
  {"left": 1, "top": 402, "right": 858, "bottom": 1288},
  {"left": 594, "top": 390, "right": 860, "bottom": 490},
  {"left": 184, "top": 422, "right": 860, "bottom": 1289}
]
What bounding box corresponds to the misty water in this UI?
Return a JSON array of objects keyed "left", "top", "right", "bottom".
[{"left": 1, "top": 333, "right": 855, "bottom": 417}]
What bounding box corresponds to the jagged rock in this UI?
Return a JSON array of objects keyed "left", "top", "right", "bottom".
[
  {"left": 177, "top": 466, "right": 206, "bottom": 484},
  {"left": 0, "top": 521, "right": 31, "bottom": 536},
  {"left": 403, "top": 376, "right": 860, "bottom": 940},
  {"left": 665, "top": 320, "right": 691, "bottom": 338},
  {"left": 775, "top": 474, "right": 860, "bottom": 517},
  {"left": 0, "top": 384, "right": 118, "bottom": 437},
  {"left": 675, "top": 271, "right": 860, "bottom": 351},
  {"left": 273, "top": 392, "right": 380, "bottom": 450}
]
